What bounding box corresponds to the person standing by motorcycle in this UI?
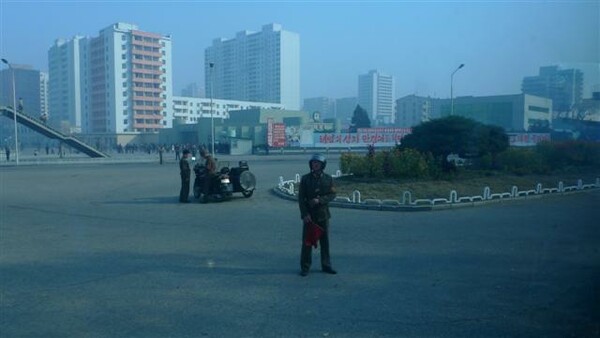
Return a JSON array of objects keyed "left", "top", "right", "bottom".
[
  {"left": 179, "top": 149, "right": 191, "bottom": 203},
  {"left": 200, "top": 148, "right": 217, "bottom": 202},
  {"left": 298, "top": 154, "right": 337, "bottom": 277}
]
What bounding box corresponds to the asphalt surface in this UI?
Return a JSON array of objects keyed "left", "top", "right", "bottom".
[{"left": 1, "top": 155, "right": 599, "bottom": 337}]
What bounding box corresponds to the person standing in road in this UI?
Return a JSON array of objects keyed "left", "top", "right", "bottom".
[
  {"left": 4, "top": 145, "right": 10, "bottom": 162},
  {"left": 179, "top": 149, "right": 191, "bottom": 203},
  {"left": 175, "top": 144, "right": 181, "bottom": 161},
  {"left": 199, "top": 148, "right": 217, "bottom": 202},
  {"left": 159, "top": 145, "right": 165, "bottom": 165},
  {"left": 298, "top": 154, "right": 337, "bottom": 277}
]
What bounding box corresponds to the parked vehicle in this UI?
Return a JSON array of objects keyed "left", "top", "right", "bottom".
[{"left": 193, "top": 160, "right": 256, "bottom": 202}]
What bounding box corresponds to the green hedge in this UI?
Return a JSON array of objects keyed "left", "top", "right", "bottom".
[
  {"left": 340, "top": 149, "right": 430, "bottom": 179},
  {"left": 340, "top": 141, "right": 599, "bottom": 179}
]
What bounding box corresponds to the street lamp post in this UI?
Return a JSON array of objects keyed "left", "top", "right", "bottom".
[
  {"left": 2, "top": 58, "right": 19, "bottom": 165},
  {"left": 209, "top": 62, "right": 215, "bottom": 157},
  {"left": 450, "top": 63, "right": 465, "bottom": 116}
]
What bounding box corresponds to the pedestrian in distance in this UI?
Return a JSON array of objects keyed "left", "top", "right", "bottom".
[
  {"left": 175, "top": 144, "right": 181, "bottom": 161},
  {"left": 179, "top": 149, "right": 191, "bottom": 203},
  {"left": 4, "top": 145, "right": 10, "bottom": 162},
  {"left": 298, "top": 153, "right": 337, "bottom": 277},
  {"left": 159, "top": 145, "right": 164, "bottom": 165}
]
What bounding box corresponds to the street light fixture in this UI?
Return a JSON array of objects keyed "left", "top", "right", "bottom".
[
  {"left": 2, "top": 58, "right": 19, "bottom": 165},
  {"left": 209, "top": 62, "right": 215, "bottom": 157},
  {"left": 450, "top": 63, "right": 465, "bottom": 116}
]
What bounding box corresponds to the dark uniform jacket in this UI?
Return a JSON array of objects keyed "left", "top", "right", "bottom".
[
  {"left": 204, "top": 155, "right": 217, "bottom": 174},
  {"left": 180, "top": 157, "right": 191, "bottom": 179},
  {"left": 298, "top": 171, "right": 336, "bottom": 223}
]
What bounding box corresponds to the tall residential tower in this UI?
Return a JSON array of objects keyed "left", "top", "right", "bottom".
[
  {"left": 48, "top": 22, "right": 173, "bottom": 135},
  {"left": 205, "top": 23, "right": 300, "bottom": 110},
  {"left": 358, "top": 70, "right": 395, "bottom": 125}
]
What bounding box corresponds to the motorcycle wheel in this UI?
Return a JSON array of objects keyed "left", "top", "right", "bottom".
[{"left": 242, "top": 190, "right": 254, "bottom": 198}]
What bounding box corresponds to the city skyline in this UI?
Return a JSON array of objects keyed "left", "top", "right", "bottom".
[{"left": 1, "top": 1, "right": 598, "bottom": 102}]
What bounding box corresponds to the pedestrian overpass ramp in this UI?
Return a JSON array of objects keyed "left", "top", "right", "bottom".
[{"left": 1, "top": 106, "right": 109, "bottom": 158}]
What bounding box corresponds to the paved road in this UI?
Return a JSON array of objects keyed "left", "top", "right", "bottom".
[{"left": 1, "top": 157, "right": 599, "bottom": 337}]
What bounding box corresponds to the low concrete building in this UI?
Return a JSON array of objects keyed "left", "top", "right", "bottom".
[
  {"left": 159, "top": 108, "right": 313, "bottom": 152},
  {"left": 432, "top": 94, "right": 552, "bottom": 132}
]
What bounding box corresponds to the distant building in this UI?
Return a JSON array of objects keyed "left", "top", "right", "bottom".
[
  {"left": 575, "top": 91, "right": 600, "bottom": 122},
  {"left": 1, "top": 64, "right": 43, "bottom": 117},
  {"left": 0, "top": 64, "right": 45, "bottom": 146},
  {"left": 522, "top": 65, "right": 583, "bottom": 114},
  {"left": 171, "top": 96, "right": 284, "bottom": 125},
  {"left": 48, "top": 36, "right": 88, "bottom": 132},
  {"left": 335, "top": 97, "right": 358, "bottom": 126},
  {"left": 435, "top": 94, "right": 552, "bottom": 132},
  {"left": 181, "top": 83, "right": 203, "bottom": 98},
  {"left": 160, "top": 107, "right": 309, "bottom": 149},
  {"left": 395, "top": 95, "right": 434, "bottom": 127},
  {"left": 358, "top": 70, "right": 395, "bottom": 125},
  {"left": 205, "top": 23, "right": 300, "bottom": 110},
  {"left": 303, "top": 97, "right": 335, "bottom": 119},
  {"left": 40, "top": 72, "right": 49, "bottom": 117},
  {"left": 48, "top": 22, "right": 173, "bottom": 140}
]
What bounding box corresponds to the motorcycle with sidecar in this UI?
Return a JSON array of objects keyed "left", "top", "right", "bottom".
[{"left": 193, "top": 160, "right": 256, "bottom": 202}]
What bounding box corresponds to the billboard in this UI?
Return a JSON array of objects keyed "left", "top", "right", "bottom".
[
  {"left": 312, "top": 128, "right": 413, "bottom": 148},
  {"left": 508, "top": 133, "right": 550, "bottom": 146},
  {"left": 267, "top": 118, "right": 287, "bottom": 147}
]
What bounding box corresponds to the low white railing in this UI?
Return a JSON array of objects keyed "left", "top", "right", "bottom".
[{"left": 276, "top": 174, "right": 600, "bottom": 209}]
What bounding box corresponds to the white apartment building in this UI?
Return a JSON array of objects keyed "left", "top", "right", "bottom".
[
  {"left": 48, "top": 23, "right": 173, "bottom": 135},
  {"left": 172, "top": 96, "right": 284, "bottom": 124},
  {"left": 92, "top": 22, "right": 173, "bottom": 133},
  {"left": 358, "top": 70, "right": 395, "bottom": 125},
  {"left": 205, "top": 23, "right": 300, "bottom": 110}
]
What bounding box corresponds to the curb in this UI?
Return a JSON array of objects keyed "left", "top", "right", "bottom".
[{"left": 272, "top": 184, "right": 599, "bottom": 212}]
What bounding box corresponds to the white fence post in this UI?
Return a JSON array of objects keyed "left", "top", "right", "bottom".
[
  {"left": 402, "top": 191, "right": 412, "bottom": 205},
  {"left": 450, "top": 190, "right": 458, "bottom": 203},
  {"left": 352, "top": 190, "right": 361, "bottom": 204}
]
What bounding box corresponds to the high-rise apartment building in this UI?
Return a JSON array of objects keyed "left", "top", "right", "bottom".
[
  {"left": 0, "top": 64, "right": 44, "bottom": 144},
  {"left": 205, "top": 23, "right": 300, "bottom": 110},
  {"left": 522, "top": 65, "right": 583, "bottom": 113},
  {"left": 303, "top": 97, "right": 335, "bottom": 119},
  {"left": 48, "top": 36, "right": 88, "bottom": 132},
  {"left": 1, "top": 64, "right": 42, "bottom": 117},
  {"left": 181, "top": 83, "right": 203, "bottom": 98},
  {"left": 335, "top": 97, "right": 358, "bottom": 125},
  {"left": 358, "top": 70, "right": 395, "bottom": 125},
  {"left": 48, "top": 23, "right": 173, "bottom": 135}
]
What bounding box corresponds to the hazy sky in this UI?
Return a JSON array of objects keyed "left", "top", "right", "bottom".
[{"left": 1, "top": 1, "right": 598, "bottom": 100}]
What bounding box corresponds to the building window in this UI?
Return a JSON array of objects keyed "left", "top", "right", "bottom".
[
  {"left": 528, "top": 105, "right": 550, "bottom": 113},
  {"left": 124, "top": 119, "right": 128, "bottom": 124}
]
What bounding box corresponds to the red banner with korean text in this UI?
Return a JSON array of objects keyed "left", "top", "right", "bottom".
[
  {"left": 313, "top": 128, "right": 412, "bottom": 147},
  {"left": 508, "top": 133, "right": 550, "bottom": 147}
]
